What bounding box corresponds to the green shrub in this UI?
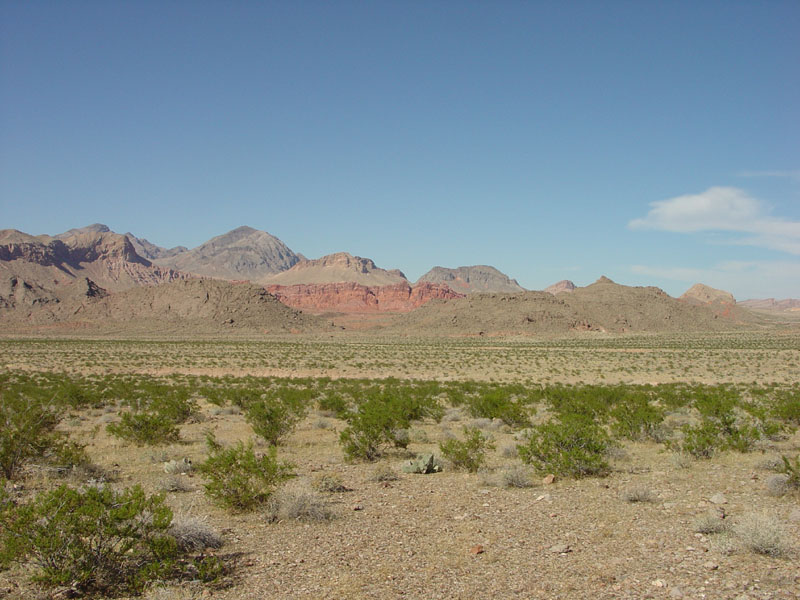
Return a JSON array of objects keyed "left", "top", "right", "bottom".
[
  {"left": 675, "top": 414, "right": 761, "bottom": 458},
  {"left": 439, "top": 427, "right": 495, "bottom": 472},
  {"left": 610, "top": 396, "right": 665, "bottom": 441},
  {"left": 107, "top": 411, "right": 181, "bottom": 446},
  {"left": 317, "top": 391, "right": 351, "bottom": 417},
  {"left": 0, "top": 394, "right": 86, "bottom": 480},
  {"left": 778, "top": 454, "right": 800, "bottom": 489},
  {"left": 338, "top": 390, "right": 436, "bottom": 461},
  {"left": 467, "top": 390, "right": 530, "bottom": 428},
  {"left": 246, "top": 399, "right": 302, "bottom": 446},
  {"left": 198, "top": 434, "right": 294, "bottom": 511},
  {"left": 770, "top": 390, "right": 800, "bottom": 426},
  {"left": 517, "top": 416, "right": 613, "bottom": 478},
  {"left": 0, "top": 484, "right": 202, "bottom": 595}
]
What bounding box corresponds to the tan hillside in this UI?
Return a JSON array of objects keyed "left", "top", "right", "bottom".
[
  {"left": 264, "top": 252, "right": 408, "bottom": 286},
  {"left": 388, "top": 276, "right": 758, "bottom": 336},
  {"left": 0, "top": 279, "right": 331, "bottom": 335},
  {"left": 680, "top": 283, "right": 736, "bottom": 305}
]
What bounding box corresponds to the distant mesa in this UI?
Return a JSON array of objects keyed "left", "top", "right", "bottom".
[
  {"left": 267, "top": 280, "right": 464, "bottom": 313},
  {"left": 680, "top": 283, "right": 735, "bottom": 306},
  {"left": 738, "top": 298, "right": 800, "bottom": 312},
  {"left": 416, "top": 265, "right": 525, "bottom": 294},
  {"left": 264, "top": 252, "right": 408, "bottom": 287},
  {"left": 543, "top": 280, "right": 576, "bottom": 295}
]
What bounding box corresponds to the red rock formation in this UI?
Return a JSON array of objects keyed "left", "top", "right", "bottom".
[{"left": 266, "top": 281, "right": 464, "bottom": 313}]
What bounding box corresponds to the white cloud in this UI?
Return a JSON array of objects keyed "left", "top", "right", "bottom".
[
  {"left": 629, "top": 187, "right": 800, "bottom": 255},
  {"left": 631, "top": 261, "right": 800, "bottom": 300}
]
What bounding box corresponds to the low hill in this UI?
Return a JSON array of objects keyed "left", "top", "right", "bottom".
[
  {"left": 264, "top": 252, "right": 408, "bottom": 286},
  {"left": 416, "top": 265, "right": 524, "bottom": 294},
  {"left": 387, "top": 276, "right": 758, "bottom": 336},
  {"left": 0, "top": 279, "right": 330, "bottom": 335}
]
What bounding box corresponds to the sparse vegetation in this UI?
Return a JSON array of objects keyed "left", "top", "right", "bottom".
[{"left": 0, "top": 335, "right": 797, "bottom": 598}]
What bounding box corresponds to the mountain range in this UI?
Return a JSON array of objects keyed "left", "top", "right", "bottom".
[{"left": 1, "top": 223, "right": 795, "bottom": 335}]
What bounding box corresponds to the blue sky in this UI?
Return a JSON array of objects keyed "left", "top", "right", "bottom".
[{"left": 1, "top": 1, "right": 798, "bottom": 299}]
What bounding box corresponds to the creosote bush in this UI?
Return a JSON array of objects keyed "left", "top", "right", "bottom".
[
  {"left": 439, "top": 427, "right": 495, "bottom": 473},
  {"left": 339, "top": 390, "right": 438, "bottom": 461},
  {"left": 0, "top": 484, "right": 223, "bottom": 595},
  {"left": 107, "top": 411, "right": 181, "bottom": 446},
  {"left": 198, "top": 433, "right": 293, "bottom": 511},
  {"left": 0, "top": 393, "right": 87, "bottom": 480},
  {"left": 517, "top": 415, "right": 613, "bottom": 478}
]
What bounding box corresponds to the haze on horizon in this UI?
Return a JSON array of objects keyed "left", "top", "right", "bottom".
[{"left": 1, "top": 2, "right": 798, "bottom": 300}]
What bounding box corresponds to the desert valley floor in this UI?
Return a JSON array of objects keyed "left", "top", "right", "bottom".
[{"left": 1, "top": 332, "right": 799, "bottom": 600}]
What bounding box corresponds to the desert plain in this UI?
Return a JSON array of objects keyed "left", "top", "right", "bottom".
[{"left": 1, "top": 330, "right": 798, "bottom": 600}]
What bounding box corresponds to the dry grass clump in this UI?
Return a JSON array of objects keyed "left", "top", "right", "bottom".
[
  {"left": 620, "top": 485, "right": 656, "bottom": 503},
  {"left": 368, "top": 463, "right": 399, "bottom": 482},
  {"left": 159, "top": 475, "right": 194, "bottom": 493},
  {"left": 732, "top": 512, "right": 790, "bottom": 557},
  {"left": 500, "top": 444, "right": 518, "bottom": 458},
  {"left": 267, "top": 488, "right": 335, "bottom": 522},
  {"left": 757, "top": 456, "right": 785, "bottom": 472},
  {"left": 670, "top": 452, "right": 693, "bottom": 470},
  {"left": 163, "top": 458, "right": 194, "bottom": 475},
  {"left": 168, "top": 517, "right": 223, "bottom": 552},
  {"left": 441, "top": 408, "right": 464, "bottom": 422},
  {"left": 501, "top": 465, "right": 534, "bottom": 488},
  {"left": 693, "top": 510, "right": 729, "bottom": 535},
  {"left": 311, "top": 472, "right": 351, "bottom": 493}
]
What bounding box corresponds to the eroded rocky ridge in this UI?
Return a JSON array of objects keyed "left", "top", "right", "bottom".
[
  {"left": 680, "top": 283, "right": 736, "bottom": 305},
  {"left": 267, "top": 281, "right": 464, "bottom": 313},
  {"left": 265, "top": 252, "right": 408, "bottom": 287},
  {"left": 416, "top": 265, "right": 524, "bottom": 294},
  {"left": 0, "top": 228, "right": 191, "bottom": 298}
]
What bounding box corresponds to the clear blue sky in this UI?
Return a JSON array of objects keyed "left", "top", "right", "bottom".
[{"left": 2, "top": 1, "right": 798, "bottom": 299}]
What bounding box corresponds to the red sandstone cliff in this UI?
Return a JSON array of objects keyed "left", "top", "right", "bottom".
[{"left": 266, "top": 281, "right": 464, "bottom": 313}]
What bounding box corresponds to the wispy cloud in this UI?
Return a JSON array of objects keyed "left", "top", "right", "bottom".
[
  {"left": 628, "top": 187, "right": 800, "bottom": 255},
  {"left": 631, "top": 261, "right": 800, "bottom": 300}
]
